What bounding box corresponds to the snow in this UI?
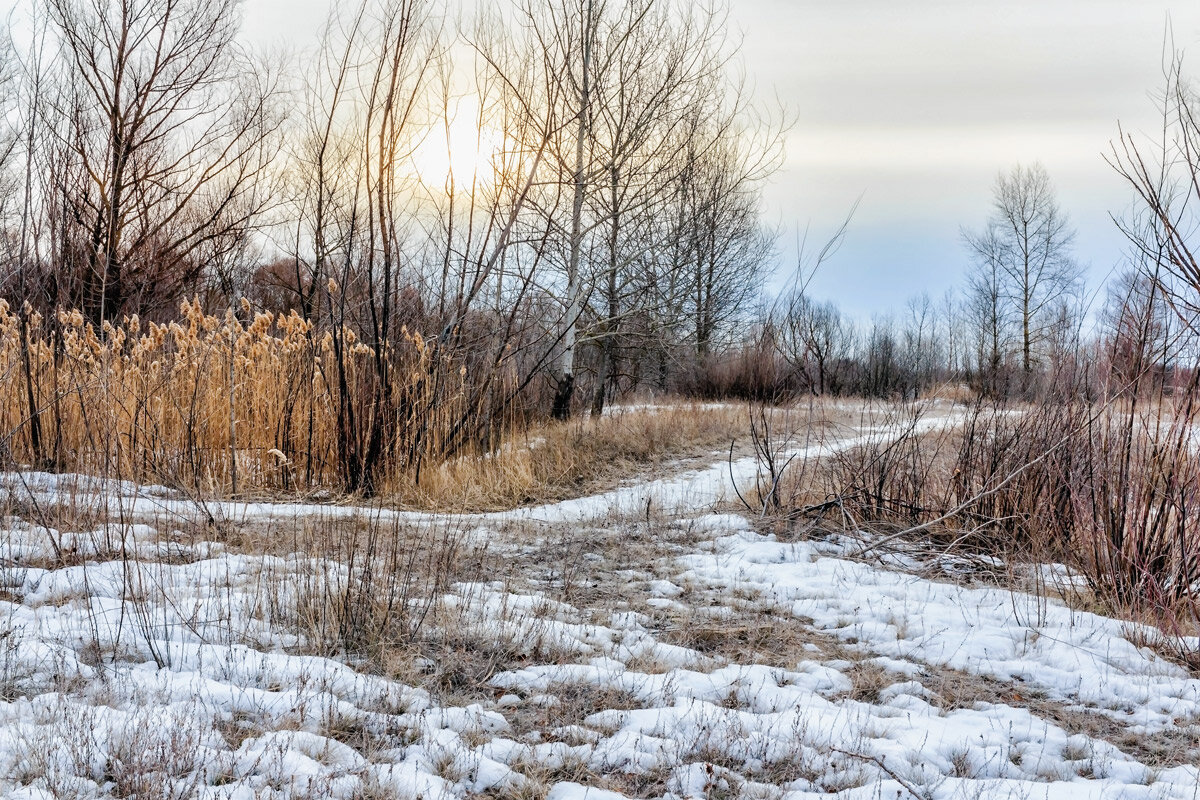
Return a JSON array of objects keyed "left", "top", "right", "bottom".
[{"left": 0, "top": 407, "right": 1197, "bottom": 798}]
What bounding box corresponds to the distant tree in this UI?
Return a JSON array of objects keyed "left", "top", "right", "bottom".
[
  {"left": 777, "top": 292, "right": 854, "bottom": 395},
  {"left": 859, "top": 316, "right": 903, "bottom": 398},
  {"left": 964, "top": 223, "right": 1014, "bottom": 396},
  {"left": 937, "top": 288, "right": 965, "bottom": 378},
  {"left": 964, "top": 163, "right": 1081, "bottom": 387},
  {"left": 1103, "top": 264, "right": 1175, "bottom": 394},
  {"left": 901, "top": 293, "right": 940, "bottom": 392}
]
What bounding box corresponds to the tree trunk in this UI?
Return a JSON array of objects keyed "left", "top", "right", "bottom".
[
  {"left": 553, "top": 0, "right": 593, "bottom": 421},
  {"left": 592, "top": 165, "right": 621, "bottom": 417},
  {"left": 551, "top": 372, "right": 575, "bottom": 420},
  {"left": 591, "top": 343, "right": 609, "bottom": 416}
]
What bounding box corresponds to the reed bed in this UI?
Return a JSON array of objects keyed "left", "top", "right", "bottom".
[
  {"left": 0, "top": 299, "right": 522, "bottom": 497},
  {"left": 0, "top": 300, "right": 751, "bottom": 510}
]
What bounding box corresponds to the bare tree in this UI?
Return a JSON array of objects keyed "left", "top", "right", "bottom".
[
  {"left": 42, "top": 0, "right": 284, "bottom": 324},
  {"left": 937, "top": 288, "right": 964, "bottom": 379},
  {"left": 472, "top": 0, "right": 602, "bottom": 419},
  {"left": 1109, "top": 48, "right": 1200, "bottom": 333},
  {"left": 480, "top": 0, "right": 777, "bottom": 418},
  {"left": 284, "top": 0, "right": 562, "bottom": 491},
  {"left": 858, "top": 315, "right": 903, "bottom": 398},
  {"left": 964, "top": 163, "right": 1080, "bottom": 386},
  {"left": 964, "top": 223, "right": 1014, "bottom": 395},
  {"left": 671, "top": 103, "right": 780, "bottom": 362},
  {"left": 1103, "top": 262, "right": 1177, "bottom": 395},
  {"left": 480, "top": 0, "right": 606, "bottom": 420},
  {"left": 901, "top": 292, "right": 940, "bottom": 392},
  {"left": 287, "top": 0, "right": 445, "bottom": 491},
  {"left": 580, "top": 2, "right": 727, "bottom": 415},
  {"left": 777, "top": 293, "right": 853, "bottom": 395}
]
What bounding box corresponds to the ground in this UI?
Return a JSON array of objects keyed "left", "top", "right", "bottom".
[{"left": 0, "top": 403, "right": 1197, "bottom": 799}]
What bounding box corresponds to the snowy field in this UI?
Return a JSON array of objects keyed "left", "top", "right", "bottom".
[{"left": 0, "top": 410, "right": 1198, "bottom": 799}]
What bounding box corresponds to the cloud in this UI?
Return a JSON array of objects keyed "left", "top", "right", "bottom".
[{"left": 732, "top": 0, "right": 1200, "bottom": 310}]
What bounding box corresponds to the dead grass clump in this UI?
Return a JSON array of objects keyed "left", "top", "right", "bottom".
[
  {"left": 378, "top": 594, "right": 587, "bottom": 708},
  {"left": 408, "top": 634, "right": 529, "bottom": 705},
  {"left": 921, "top": 663, "right": 1200, "bottom": 769},
  {"left": 255, "top": 510, "right": 494, "bottom": 672},
  {"left": 658, "top": 612, "right": 831, "bottom": 670},
  {"left": 322, "top": 711, "right": 420, "bottom": 756},
  {"left": 11, "top": 702, "right": 212, "bottom": 799},
  {"left": 732, "top": 398, "right": 872, "bottom": 518},
  {"left": 502, "top": 680, "right": 646, "bottom": 744},
  {"left": 818, "top": 401, "right": 960, "bottom": 529},
  {"left": 0, "top": 301, "right": 754, "bottom": 510},
  {"left": 940, "top": 395, "right": 1200, "bottom": 640},
  {"left": 838, "top": 661, "right": 898, "bottom": 705},
  {"left": 499, "top": 756, "right": 673, "bottom": 800},
  {"left": 600, "top": 767, "right": 673, "bottom": 799},
  {"left": 757, "top": 398, "right": 1058, "bottom": 552},
  {"left": 0, "top": 490, "right": 121, "bottom": 566}
]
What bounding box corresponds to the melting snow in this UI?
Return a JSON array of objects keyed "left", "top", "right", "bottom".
[{"left": 0, "top": 409, "right": 1197, "bottom": 798}]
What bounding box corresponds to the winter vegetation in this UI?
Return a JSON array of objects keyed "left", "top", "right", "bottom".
[{"left": 0, "top": 0, "right": 1199, "bottom": 798}]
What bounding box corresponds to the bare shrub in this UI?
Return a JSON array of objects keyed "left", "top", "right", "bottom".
[
  {"left": 821, "top": 400, "right": 957, "bottom": 528},
  {"left": 1068, "top": 392, "right": 1200, "bottom": 632},
  {"left": 263, "top": 511, "right": 490, "bottom": 666},
  {"left": 764, "top": 385, "right": 1200, "bottom": 647}
]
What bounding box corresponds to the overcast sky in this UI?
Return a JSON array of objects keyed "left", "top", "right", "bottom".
[
  {"left": 734, "top": 1, "right": 1200, "bottom": 319},
  {"left": 242, "top": 0, "right": 1200, "bottom": 319}
]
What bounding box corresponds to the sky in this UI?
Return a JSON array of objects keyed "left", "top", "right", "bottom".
[
  {"left": 240, "top": 0, "right": 1200, "bottom": 320},
  {"left": 733, "top": 1, "right": 1200, "bottom": 320}
]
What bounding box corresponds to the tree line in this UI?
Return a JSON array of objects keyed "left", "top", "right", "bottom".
[
  {"left": 0, "top": 0, "right": 782, "bottom": 491},
  {"left": 715, "top": 156, "right": 1198, "bottom": 403},
  {"left": 2, "top": 0, "right": 1200, "bottom": 494}
]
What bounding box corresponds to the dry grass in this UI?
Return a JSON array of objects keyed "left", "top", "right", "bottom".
[
  {"left": 0, "top": 301, "right": 761, "bottom": 513},
  {"left": 390, "top": 403, "right": 748, "bottom": 512},
  {"left": 656, "top": 607, "right": 832, "bottom": 670},
  {"left": 647, "top": 566, "right": 1200, "bottom": 772},
  {"left": 920, "top": 662, "right": 1200, "bottom": 769},
  {"left": 0, "top": 300, "right": 527, "bottom": 496},
  {"left": 6, "top": 438, "right": 1196, "bottom": 797},
  {"left": 239, "top": 511, "right": 503, "bottom": 674},
  {"left": 502, "top": 679, "right": 647, "bottom": 744}
]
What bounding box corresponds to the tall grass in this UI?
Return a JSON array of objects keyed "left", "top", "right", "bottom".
[
  {"left": 396, "top": 403, "right": 747, "bottom": 511},
  {"left": 0, "top": 299, "right": 525, "bottom": 496}
]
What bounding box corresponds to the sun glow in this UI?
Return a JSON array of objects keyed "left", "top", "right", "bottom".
[{"left": 410, "top": 98, "right": 504, "bottom": 192}]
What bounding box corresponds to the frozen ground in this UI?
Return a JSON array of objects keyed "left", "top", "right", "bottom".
[{"left": 0, "top": 409, "right": 1197, "bottom": 799}]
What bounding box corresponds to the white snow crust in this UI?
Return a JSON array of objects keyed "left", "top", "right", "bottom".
[{"left": 1, "top": 408, "right": 1197, "bottom": 799}]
